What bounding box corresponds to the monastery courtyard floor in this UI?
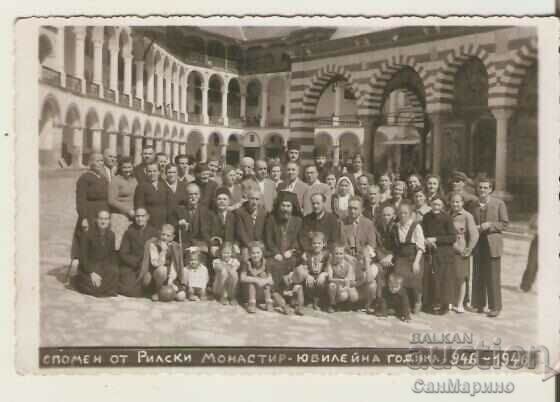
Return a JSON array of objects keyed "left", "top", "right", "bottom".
[{"left": 40, "top": 170, "right": 538, "bottom": 348}]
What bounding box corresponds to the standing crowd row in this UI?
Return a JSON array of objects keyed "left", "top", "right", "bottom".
[{"left": 70, "top": 140, "right": 510, "bottom": 320}]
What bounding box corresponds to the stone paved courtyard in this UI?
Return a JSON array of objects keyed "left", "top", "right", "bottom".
[{"left": 40, "top": 170, "right": 538, "bottom": 348}]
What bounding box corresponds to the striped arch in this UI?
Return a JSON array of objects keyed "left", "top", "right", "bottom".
[
  {"left": 364, "top": 55, "right": 429, "bottom": 114},
  {"left": 492, "top": 39, "right": 538, "bottom": 107},
  {"left": 429, "top": 42, "right": 494, "bottom": 109},
  {"left": 301, "top": 64, "right": 363, "bottom": 115}
]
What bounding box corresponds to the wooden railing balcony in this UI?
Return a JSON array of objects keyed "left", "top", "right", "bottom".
[
  {"left": 179, "top": 112, "right": 186, "bottom": 122},
  {"left": 132, "top": 97, "right": 142, "bottom": 111},
  {"left": 228, "top": 117, "right": 242, "bottom": 128},
  {"left": 154, "top": 105, "right": 163, "bottom": 116},
  {"left": 86, "top": 81, "right": 100, "bottom": 97},
  {"left": 104, "top": 88, "right": 116, "bottom": 102},
  {"left": 314, "top": 114, "right": 363, "bottom": 127},
  {"left": 144, "top": 101, "right": 153, "bottom": 114},
  {"left": 208, "top": 55, "right": 226, "bottom": 68},
  {"left": 66, "top": 74, "right": 82, "bottom": 94},
  {"left": 41, "top": 65, "right": 61, "bottom": 86},
  {"left": 268, "top": 118, "right": 285, "bottom": 128},
  {"left": 189, "top": 114, "right": 202, "bottom": 124},
  {"left": 119, "top": 93, "right": 130, "bottom": 107},
  {"left": 208, "top": 115, "right": 224, "bottom": 125}
]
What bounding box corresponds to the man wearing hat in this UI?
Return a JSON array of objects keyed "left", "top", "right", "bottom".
[
  {"left": 313, "top": 144, "right": 339, "bottom": 183},
  {"left": 193, "top": 162, "right": 218, "bottom": 210},
  {"left": 133, "top": 142, "right": 155, "bottom": 183},
  {"left": 448, "top": 170, "right": 478, "bottom": 212},
  {"left": 285, "top": 140, "right": 301, "bottom": 165}
]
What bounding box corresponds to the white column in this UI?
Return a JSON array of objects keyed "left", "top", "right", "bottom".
[
  {"left": 109, "top": 47, "right": 119, "bottom": 95},
  {"left": 123, "top": 54, "right": 133, "bottom": 97},
  {"left": 427, "top": 112, "right": 450, "bottom": 175},
  {"left": 181, "top": 77, "right": 188, "bottom": 121},
  {"left": 220, "top": 143, "right": 227, "bottom": 161},
  {"left": 155, "top": 140, "right": 162, "bottom": 153},
  {"left": 283, "top": 83, "right": 290, "bottom": 127},
  {"left": 179, "top": 144, "right": 186, "bottom": 155},
  {"left": 92, "top": 129, "right": 102, "bottom": 151},
  {"left": 71, "top": 127, "right": 84, "bottom": 168},
  {"left": 56, "top": 28, "right": 66, "bottom": 87},
  {"left": 222, "top": 89, "right": 229, "bottom": 126},
  {"left": 122, "top": 135, "right": 131, "bottom": 157},
  {"left": 240, "top": 92, "right": 247, "bottom": 119},
  {"left": 173, "top": 72, "right": 180, "bottom": 112},
  {"left": 260, "top": 88, "right": 268, "bottom": 127},
  {"left": 200, "top": 142, "right": 208, "bottom": 162},
  {"left": 156, "top": 65, "right": 164, "bottom": 107},
  {"left": 92, "top": 40, "right": 104, "bottom": 90},
  {"left": 173, "top": 142, "right": 180, "bottom": 157},
  {"left": 165, "top": 141, "right": 171, "bottom": 156},
  {"left": 333, "top": 142, "right": 340, "bottom": 167},
  {"left": 202, "top": 84, "right": 209, "bottom": 124},
  {"left": 73, "top": 28, "right": 86, "bottom": 93},
  {"left": 491, "top": 108, "right": 514, "bottom": 197},
  {"left": 135, "top": 61, "right": 144, "bottom": 101},
  {"left": 109, "top": 132, "right": 117, "bottom": 154},
  {"left": 165, "top": 70, "right": 172, "bottom": 108},
  {"left": 146, "top": 66, "right": 154, "bottom": 103},
  {"left": 134, "top": 137, "right": 143, "bottom": 164}
]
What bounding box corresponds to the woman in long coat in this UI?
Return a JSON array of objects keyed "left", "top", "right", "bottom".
[
  {"left": 421, "top": 197, "right": 457, "bottom": 314},
  {"left": 70, "top": 152, "right": 110, "bottom": 266}
]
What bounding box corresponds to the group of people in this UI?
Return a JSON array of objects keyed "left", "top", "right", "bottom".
[{"left": 70, "top": 139, "right": 510, "bottom": 321}]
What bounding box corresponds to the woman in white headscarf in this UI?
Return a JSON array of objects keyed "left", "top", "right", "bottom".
[{"left": 331, "top": 176, "right": 355, "bottom": 219}]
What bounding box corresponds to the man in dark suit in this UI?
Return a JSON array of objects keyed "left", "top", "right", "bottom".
[
  {"left": 339, "top": 196, "right": 379, "bottom": 313},
  {"left": 278, "top": 161, "right": 309, "bottom": 211},
  {"left": 265, "top": 191, "right": 303, "bottom": 285},
  {"left": 133, "top": 143, "right": 155, "bottom": 183},
  {"left": 118, "top": 208, "right": 159, "bottom": 297},
  {"left": 208, "top": 188, "right": 236, "bottom": 253},
  {"left": 302, "top": 164, "right": 331, "bottom": 215},
  {"left": 253, "top": 159, "right": 277, "bottom": 213},
  {"left": 193, "top": 162, "right": 218, "bottom": 209},
  {"left": 300, "top": 192, "right": 340, "bottom": 251},
  {"left": 234, "top": 189, "right": 267, "bottom": 260},
  {"left": 347, "top": 153, "right": 375, "bottom": 191},
  {"left": 363, "top": 184, "right": 384, "bottom": 228},
  {"left": 176, "top": 182, "right": 211, "bottom": 251},
  {"left": 164, "top": 163, "right": 188, "bottom": 227},
  {"left": 133, "top": 162, "right": 171, "bottom": 229},
  {"left": 468, "top": 177, "right": 509, "bottom": 317}
]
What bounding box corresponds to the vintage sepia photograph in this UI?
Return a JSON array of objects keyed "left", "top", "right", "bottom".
[{"left": 30, "top": 18, "right": 555, "bottom": 368}]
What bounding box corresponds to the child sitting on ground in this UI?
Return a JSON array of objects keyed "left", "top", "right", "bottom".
[
  {"left": 212, "top": 242, "right": 240, "bottom": 305},
  {"left": 377, "top": 273, "right": 411, "bottom": 322},
  {"left": 240, "top": 241, "right": 274, "bottom": 313},
  {"left": 184, "top": 246, "right": 209, "bottom": 301},
  {"left": 292, "top": 232, "right": 329, "bottom": 310},
  {"left": 271, "top": 272, "right": 305, "bottom": 316},
  {"left": 326, "top": 244, "right": 358, "bottom": 313},
  {"left": 139, "top": 224, "right": 186, "bottom": 301}
]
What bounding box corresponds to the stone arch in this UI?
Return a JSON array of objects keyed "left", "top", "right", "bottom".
[
  {"left": 39, "top": 34, "right": 54, "bottom": 64},
  {"left": 315, "top": 131, "right": 334, "bottom": 146},
  {"left": 302, "top": 64, "right": 363, "bottom": 115},
  {"left": 144, "top": 120, "right": 153, "bottom": 138},
  {"left": 339, "top": 131, "right": 361, "bottom": 162},
  {"left": 365, "top": 56, "right": 429, "bottom": 115},
  {"left": 39, "top": 94, "right": 61, "bottom": 132},
  {"left": 65, "top": 103, "right": 81, "bottom": 128},
  {"left": 494, "top": 40, "right": 538, "bottom": 107},
  {"left": 118, "top": 114, "right": 130, "bottom": 133},
  {"left": 131, "top": 117, "right": 142, "bottom": 136},
  {"left": 430, "top": 43, "right": 493, "bottom": 109}
]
